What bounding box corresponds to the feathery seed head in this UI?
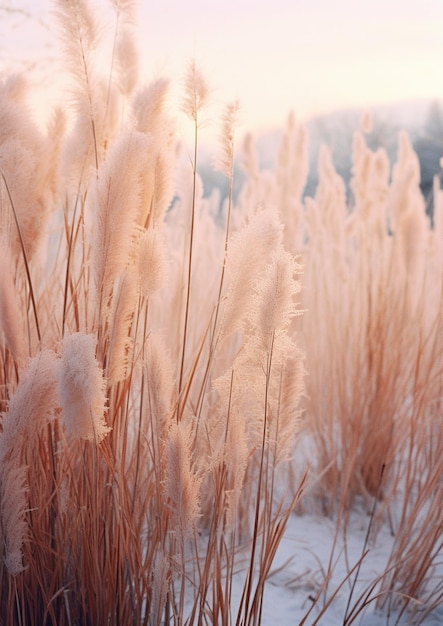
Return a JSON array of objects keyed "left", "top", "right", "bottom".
[
  {"left": 214, "top": 100, "right": 240, "bottom": 178},
  {"left": 220, "top": 207, "right": 284, "bottom": 340},
  {"left": 182, "top": 60, "right": 209, "bottom": 122},
  {"left": 137, "top": 227, "right": 169, "bottom": 298},
  {"left": 255, "top": 247, "right": 302, "bottom": 350},
  {"left": 0, "top": 350, "right": 59, "bottom": 458},
  {"left": 164, "top": 421, "right": 202, "bottom": 537},
  {"left": 58, "top": 332, "right": 110, "bottom": 443}
]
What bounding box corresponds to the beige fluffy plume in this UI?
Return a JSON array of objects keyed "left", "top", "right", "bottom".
[
  {"left": 0, "top": 350, "right": 59, "bottom": 575},
  {"left": 58, "top": 332, "right": 110, "bottom": 442}
]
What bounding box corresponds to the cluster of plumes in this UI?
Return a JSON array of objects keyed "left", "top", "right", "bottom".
[
  {"left": 0, "top": 4, "right": 304, "bottom": 607},
  {"left": 252, "top": 110, "right": 442, "bottom": 610},
  {"left": 297, "top": 116, "right": 442, "bottom": 502},
  {"left": 1, "top": 0, "right": 441, "bottom": 622},
  {"left": 0, "top": 335, "right": 108, "bottom": 575}
]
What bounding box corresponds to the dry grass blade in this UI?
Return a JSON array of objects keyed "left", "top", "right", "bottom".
[{"left": 0, "top": 171, "right": 41, "bottom": 343}]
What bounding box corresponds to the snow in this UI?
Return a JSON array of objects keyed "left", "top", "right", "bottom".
[{"left": 254, "top": 510, "right": 443, "bottom": 625}]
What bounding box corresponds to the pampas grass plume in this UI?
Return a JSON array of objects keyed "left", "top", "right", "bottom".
[
  {"left": 214, "top": 100, "right": 240, "bottom": 178},
  {"left": 91, "top": 130, "right": 151, "bottom": 305},
  {"left": 131, "top": 80, "right": 177, "bottom": 228},
  {"left": 274, "top": 351, "right": 304, "bottom": 462},
  {"left": 58, "top": 332, "right": 109, "bottom": 442},
  {"left": 0, "top": 77, "right": 53, "bottom": 260},
  {"left": 115, "top": 27, "right": 139, "bottom": 97},
  {"left": 397, "top": 206, "right": 428, "bottom": 283},
  {"left": 0, "top": 350, "right": 59, "bottom": 454},
  {"left": 1, "top": 468, "right": 26, "bottom": 579},
  {"left": 111, "top": 0, "right": 139, "bottom": 96},
  {"left": 143, "top": 334, "right": 175, "bottom": 442},
  {"left": 149, "top": 548, "right": 171, "bottom": 626},
  {"left": 0, "top": 464, "right": 28, "bottom": 575},
  {"left": 0, "top": 350, "right": 59, "bottom": 574},
  {"left": 106, "top": 269, "right": 138, "bottom": 385},
  {"left": 137, "top": 228, "right": 169, "bottom": 298},
  {"left": 182, "top": 60, "right": 209, "bottom": 122},
  {"left": 220, "top": 207, "right": 283, "bottom": 340},
  {"left": 132, "top": 79, "right": 170, "bottom": 135},
  {"left": 254, "top": 246, "right": 301, "bottom": 352},
  {"left": 241, "top": 132, "right": 260, "bottom": 180},
  {"left": 53, "top": 0, "right": 99, "bottom": 78},
  {"left": 224, "top": 410, "right": 249, "bottom": 528},
  {"left": 164, "top": 421, "right": 202, "bottom": 538}
]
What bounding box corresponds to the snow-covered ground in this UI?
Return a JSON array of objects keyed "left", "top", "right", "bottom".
[{"left": 256, "top": 510, "right": 443, "bottom": 625}]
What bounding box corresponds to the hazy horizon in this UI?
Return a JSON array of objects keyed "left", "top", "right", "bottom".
[{"left": 1, "top": 0, "right": 442, "bottom": 137}]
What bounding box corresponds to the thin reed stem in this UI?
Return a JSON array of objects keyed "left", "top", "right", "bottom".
[
  {"left": 0, "top": 171, "right": 41, "bottom": 344},
  {"left": 178, "top": 119, "right": 199, "bottom": 418}
]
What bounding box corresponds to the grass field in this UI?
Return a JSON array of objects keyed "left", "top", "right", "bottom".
[{"left": 0, "top": 1, "right": 441, "bottom": 624}]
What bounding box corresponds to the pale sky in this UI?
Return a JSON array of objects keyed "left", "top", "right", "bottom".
[{"left": 1, "top": 0, "right": 442, "bottom": 134}]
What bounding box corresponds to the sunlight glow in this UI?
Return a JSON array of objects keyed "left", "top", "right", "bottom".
[{"left": 0, "top": 0, "right": 442, "bottom": 132}]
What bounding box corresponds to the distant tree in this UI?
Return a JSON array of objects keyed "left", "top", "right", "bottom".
[{"left": 413, "top": 100, "right": 443, "bottom": 222}]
